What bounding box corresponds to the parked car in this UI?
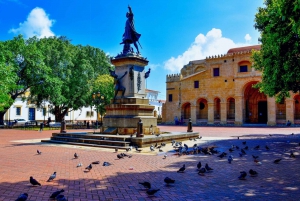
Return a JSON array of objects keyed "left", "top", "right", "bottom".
[{"left": 14, "top": 119, "right": 28, "bottom": 126}]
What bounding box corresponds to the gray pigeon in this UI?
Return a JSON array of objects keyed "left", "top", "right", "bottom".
[
  {"left": 139, "top": 181, "right": 151, "bottom": 189},
  {"left": 228, "top": 155, "right": 233, "bottom": 164},
  {"left": 150, "top": 145, "right": 155, "bottom": 151},
  {"left": 74, "top": 153, "right": 78, "bottom": 159},
  {"left": 47, "top": 172, "right": 56, "bottom": 182},
  {"left": 56, "top": 194, "right": 68, "bottom": 201},
  {"left": 177, "top": 164, "right": 186, "bottom": 173},
  {"left": 164, "top": 177, "right": 175, "bottom": 185},
  {"left": 15, "top": 193, "right": 28, "bottom": 201},
  {"left": 146, "top": 189, "right": 160, "bottom": 196},
  {"left": 37, "top": 150, "right": 42, "bottom": 155},
  {"left": 239, "top": 171, "right": 247, "bottom": 180}
]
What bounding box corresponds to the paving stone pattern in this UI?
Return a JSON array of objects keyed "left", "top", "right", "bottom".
[{"left": 0, "top": 126, "right": 299, "bottom": 201}]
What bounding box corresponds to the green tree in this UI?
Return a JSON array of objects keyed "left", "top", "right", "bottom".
[
  {"left": 252, "top": 0, "right": 300, "bottom": 101},
  {"left": 0, "top": 35, "right": 48, "bottom": 123},
  {"left": 29, "top": 36, "right": 112, "bottom": 122},
  {"left": 91, "top": 74, "right": 114, "bottom": 121}
]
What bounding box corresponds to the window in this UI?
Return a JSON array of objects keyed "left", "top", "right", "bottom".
[
  {"left": 65, "top": 112, "right": 68, "bottom": 116},
  {"left": 16, "top": 107, "right": 21, "bottom": 115},
  {"left": 240, "top": 65, "right": 248, "bottom": 72},
  {"left": 86, "top": 111, "right": 94, "bottom": 117},
  {"left": 43, "top": 108, "right": 46, "bottom": 116},
  {"left": 194, "top": 81, "right": 199, "bottom": 88},
  {"left": 213, "top": 68, "right": 220, "bottom": 77},
  {"left": 168, "top": 94, "right": 173, "bottom": 102},
  {"left": 90, "top": 111, "right": 94, "bottom": 117},
  {"left": 86, "top": 111, "right": 90, "bottom": 117}
]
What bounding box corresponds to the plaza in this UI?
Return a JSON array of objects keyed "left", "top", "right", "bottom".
[{"left": 0, "top": 125, "right": 299, "bottom": 201}]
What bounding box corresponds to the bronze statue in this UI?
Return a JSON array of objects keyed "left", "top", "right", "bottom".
[
  {"left": 109, "top": 70, "right": 128, "bottom": 101},
  {"left": 120, "top": 5, "right": 141, "bottom": 55}
]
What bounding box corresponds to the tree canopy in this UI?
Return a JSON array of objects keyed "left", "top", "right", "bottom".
[
  {"left": 252, "top": 0, "right": 300, "bottom": 101},
  {"left": 0, "top": 35, "right": 113, "bottom": 122},
  {"left": 28, "top": 36, "right": 113, "bottom": 121}
]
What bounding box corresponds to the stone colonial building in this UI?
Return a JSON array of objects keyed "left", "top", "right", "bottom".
[{"left": 162, "top": 45, "right": 300, "bottom": 126}]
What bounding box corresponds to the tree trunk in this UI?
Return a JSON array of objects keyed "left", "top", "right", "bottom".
[
  {"left": 0, "top": 111, "right": 7, "bottom": 125},
  {"left": 53, "top": 106, "right": 69, "bottom": 122}
]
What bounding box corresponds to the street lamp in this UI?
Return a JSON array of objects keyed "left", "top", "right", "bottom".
[{"left": 92, "top": 92, "right": 105, "bottom": 133}]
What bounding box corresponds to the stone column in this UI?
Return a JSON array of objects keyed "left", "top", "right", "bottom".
[
  {"left": 207, "top": 102, "right": 214, "bottom": 124},
  {"left": 235, "top": 96, "right": 243, "bottom": 125},
  {"left": 267, "top": 96, "right": 276, "bottom": 126},
  {"left": 286, "top": 98, "right": 294, "bottom": 124},
  {"left": 220, "top": 102, "right": 227, "bottom": 124},
  {"left": 190, "top": 105, "right": 197, "bottom": 124}
]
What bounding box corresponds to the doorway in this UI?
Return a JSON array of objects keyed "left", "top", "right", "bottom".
[
  {"left": 258, "top": 101, "right": 267, "bottom": 123},
  {"left": 28, "top": 108, "right": 36, "bottom": 120}
]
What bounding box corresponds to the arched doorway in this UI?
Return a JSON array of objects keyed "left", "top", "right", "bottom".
[
  {"left": 244, "top": 82, "right": 267, "bottom": 123},
  {"left": 214, "top": 98, "right": 221, "bottom": 120},
  {"left": 197, "top": 99, "right": 208, "bottom": 120},
  {"left": 294, "top": 95, "right": 300, "bottom": 121},
  {"left": 227, "top": 98, "right": 235, "bottom": 120},
  {"left": 182, "top": 103, "right": 191, "bottom": 119}
]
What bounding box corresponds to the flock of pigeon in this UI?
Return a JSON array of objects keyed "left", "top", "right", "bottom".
[{"left": 15, "top": 134, "right": 299, "bottom": 200}]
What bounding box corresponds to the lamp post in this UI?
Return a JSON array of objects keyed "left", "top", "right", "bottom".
[{"left": 92, "top": 92, "right": 105, "bottom": 133}]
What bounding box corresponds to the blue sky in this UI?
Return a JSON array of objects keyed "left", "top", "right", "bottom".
[{"left": 0, "top": 0, "right": 264, "bottom": 100}]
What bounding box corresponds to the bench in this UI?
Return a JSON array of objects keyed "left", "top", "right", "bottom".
[{"left": 49, "top": 122, "right": 61, "bottom": 130}]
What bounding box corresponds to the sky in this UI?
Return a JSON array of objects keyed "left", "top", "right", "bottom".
[{"left": 0, "top": 0, "right": 264, "bottom": 100}]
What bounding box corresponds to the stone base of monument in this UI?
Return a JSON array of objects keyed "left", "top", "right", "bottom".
[{"left": 102, "top": 97, "right": 159, "bottom": 135}]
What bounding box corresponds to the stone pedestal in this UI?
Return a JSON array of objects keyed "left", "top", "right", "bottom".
[{"left": 102, "top": 54, "right": 159, "bottom": 135}]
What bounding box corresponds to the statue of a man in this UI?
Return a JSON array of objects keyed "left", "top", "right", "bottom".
[
  {"left": 120, "top": 5, "right": 141, "bottom": 54},
  {"left": 109, "top": 70, "right": 128, "bottom": 101}
]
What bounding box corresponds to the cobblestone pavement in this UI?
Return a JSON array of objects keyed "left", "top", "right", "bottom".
[{"left": 0, "top": 126, "right": 299, "bottom": 201}]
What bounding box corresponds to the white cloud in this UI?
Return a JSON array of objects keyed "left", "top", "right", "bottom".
[
  {"left": 245, "top": 34, "right": 251, "bottom": 42},
  {"left": 9, "top": 7, "right": 55, "bottom": 38},
  {"left": 148, "top": 63, "right": 160, "bottom": 71},
  {"left": 164, "top": 28, "right": 252, "bottom": 73}
]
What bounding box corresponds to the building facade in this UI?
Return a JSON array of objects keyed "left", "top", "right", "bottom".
[{"left": 163, "top": 45, "right": 300, "bottom": 126}]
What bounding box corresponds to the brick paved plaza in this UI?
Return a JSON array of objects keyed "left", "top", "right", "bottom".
[{"left": 0, "top": 126, "right": 299, "bottom": 201}]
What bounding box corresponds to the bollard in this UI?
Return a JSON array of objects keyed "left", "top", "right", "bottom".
[
  {"left": 187, "top": 118, "right": 193, "bottom": 132},
  {"left": 60, "top": 119, "right": 67, "bottom": 133},
  {"left": 136, "top": 118, "right": 144, "bottom": 137}
]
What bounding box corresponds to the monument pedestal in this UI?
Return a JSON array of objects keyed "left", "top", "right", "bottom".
[{"left": 102, "top": 54, "right": 159, "bottom": 135}]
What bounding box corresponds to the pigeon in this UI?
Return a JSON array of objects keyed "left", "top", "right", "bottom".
[
  {"left": 115, "top": 148, "right": 118, "bottom": 153},
  {"left": 242, "top": 141, "right": 246, "bottom": 145},
  {"left": 249, "top": 169, "right": 258, "bottom": 176},
  {"left": 164, "top": 177, "right": 175, "bottom": 185},
  {"left": 290, "top": 151, "right": 296, "bottom": 158},
  {"left": 177, "top": 164, "right": 186, "bottom": 173},
  {"left": 254, "top": 145, "right": 260, "bottom": 150},
  {"left": 30, "top": 176, "right": 41, "bottom": 186},
  {"left": 228, "top": 155, "right": 233, "bottom": 164},
  {"left": 197, "top": 161, "right": 202, "bottom": 170},
  {"left": 217, "top": 152, "right": 226, "bottom": 159},
  {"left": 252, "top": 155, "right": 259, "bottom": 159},
  {"left": 241, "top": 149, "right": 246, "bottom": 155},
  {"left": 229, "top": 148, "right": 234, "bottom": 153},
  {"left": 163, "top": 154, "right": 167, "bottom": 159},
  {"left": 37, "top": 150, "right": 42, "bottom": 155},
  {"left": 244, "top": 146, "right": 249, "bottom": 150},
  {"left": 135, "top": 147, "right": 142, "bottom": 153},
  {"left": 239, "top": 171, "right": 247, "bottom": 180},
  {"left": 161, "top": 142, "right": 166, "bottom": 146},
  {"left": 274, "top": 159, "right": 281, "bottom": 164},
  {"left": 205, "top": 163, "right": 213, "bottom": 171},
  {"left": 159, "top": 148, "right": 163, "bottom": 152},
  {"left": 150, "top": 145, "right": 155, "bottom": 151},
  {"left": 126, "top": 147, "right": 131, "bottom": 152},
  {"left": 184, "top": 144, "right": 189, "bottom": 150},
  {"left": 76, "top": 163, "right": 82, "bottom": 167},
  {"left": 117, "top": 154, "right": 124, "bottom": 159},
  {"left": 239, "top": 152, "right": 243, "bottom": 157},
  {"left": 103, "top": 162, "right": 112, "bottom": 166},
  {"left": 92, "top": 161, "right": 100, "bottom": 164},
  {"left": 15, "top": 193, "right": 28, "bottom": 201},
  {"left": 146, "top": 189, "right": 160, "bottom": 196},
  {"left": 85, "top": 164, "right": 92, "bottom": 171},
  {"left": 56, "top": 194, "right": 68, "bottom": 201},
  {"left": 50, "top": 189, "right": 64, "bottom": 199},
  {"left": 265, "top": 145, "right": 270, "bottom": 150},
  {"left": 155, "top": 134, "right": 160, "bottom": 137},
  {"left": 198, "top": 167, "right": 206, "bottom": 176},
  {"left": 235, "top": 146, "right": 240, "bottom": 150},
  {"left": 74, "top": 153, "right": 78, "bottom": 159},
  {"left": 47, "top": 172, "right": 56, "bottom": 182},
  {"left": 139, "top": 181, "right": 151, "bottom": 189}
]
